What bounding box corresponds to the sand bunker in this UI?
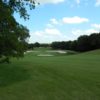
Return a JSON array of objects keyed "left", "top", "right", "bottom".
[
  {"left": 37, "top": 54, "right": 54, "bottom": 56},
  {"left": 46, "top": 50, "right": 67, "bottom": 54},
  {"left": 24, "top": 50, "right": 40, "bottom": 54},
  {"left": 31, "top": 51, "right": 40, "bottom": 52}
]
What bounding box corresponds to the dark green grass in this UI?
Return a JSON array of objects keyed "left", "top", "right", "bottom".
[{"left": 0, "top": 49, "right": 100, "bottom": 100}]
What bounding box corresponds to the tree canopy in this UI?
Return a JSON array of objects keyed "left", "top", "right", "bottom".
[
  {"left": 1, "top": 0, "right": 36, "bottom": 19},
  {"left": 0, "top": 0, "right": 36, "bottom": 63},
  {"left": 51, "top": 33, "right": 100, "bottom": 52}
]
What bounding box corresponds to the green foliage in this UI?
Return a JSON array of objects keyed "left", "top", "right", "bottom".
[
  {"left": 33, "top": 42, "right": 40, "bottom": 48},
  {"left": 51, "top": 33, "right": 100, "bottom": 52},
  {"left": 0, "top": 0, "right": 36, "bottom": 62},
  {"left": 2, "top": 0, "right": 36, "bottom": 19},
  {"left": 77, "top": 35, "right": 90, "bottom": 51}
]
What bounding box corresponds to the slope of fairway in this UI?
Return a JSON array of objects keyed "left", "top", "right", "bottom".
[
  {"left": 81, "top": 49, "right": 100, "bottom": 55},
  {"left": 0, "top": 49, "right": 100, "bottom": 100}
]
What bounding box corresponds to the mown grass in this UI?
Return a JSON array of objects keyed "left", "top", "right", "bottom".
[{"left": 0, "top": 48, "right": 100, "bottom": 100}]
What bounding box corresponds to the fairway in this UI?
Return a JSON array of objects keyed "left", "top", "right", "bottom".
[{"left": 0, "top": 48, "right": 100, "bottom": 100}]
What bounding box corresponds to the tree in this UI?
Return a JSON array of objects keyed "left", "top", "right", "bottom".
[
  {"left": 51, "top": 33, "right": 100, "bottom": 52},
  {"left": 89, "top": 33, "right": 100, "bottom": 50},
  {"left": 70, "top": 40, "right": 77, "bottom": 51},
  {"left": 51, "top": 42, "right": 61, "bottom": 49},
  {"left": 40, "top": 43, "right": 50, "bottom": 48},
  {"left": 27, "top": 43, "right": 34, "bottom": 50},
  {"left": 0, "top": 0, "right": 36, "bottom": 63},
  {"left": 34, "top": 42, "right": 40, "bottom": 48},
  {"left": 1, "top": 0, "right": 36, "bottom": 19},
  {"left": 65, "top": 41, "right": 72, "bottom": 50},
  {"left": 76, "top": 35, "right": 90, "bottom": 52}
]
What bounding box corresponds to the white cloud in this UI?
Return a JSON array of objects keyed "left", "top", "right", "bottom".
[
  {"left": 62, "top": 16, "right": 89, "bottom": 24},
  {"left": 36, "top": 0, "right": 65, "bottom": 4},
  {"left": 50, "top": 18, "right": 59, "bottom": 25},
  {"left": 45, "top": 28, "right": 61, "bottom": 36},
  {"left": 86, "top": 29, "right": 99, "bottom": 34},
  {"left": 47, "top": 16, "right": 88, "bottom": 28},
  {"left": 95, "top": 0, "right": 100, "bottom": 7},
  {"left": 91, "top": 24, "right": 100, "bottom": 29},
  {"left": 46, "top": 18, "right": 62, "bottom": 28},
  {"left": 29, "top": 28, "right": 70, "bottom": 43},
  {"left": 72, "top": 29, "right": 99, "bottom": 37},
  {"left": 76, "top": 0, "right": 80, "bottom": 5},
  {"left": 34, "top": 28, "right": 62, "bottom": 37},
  {"left": 46, "top": 23, "right": 54, "bottom": 28},
  {"left": 72, "top": 29, "right": 83, "bottom": 36},
  {"left": 34, "top": 31, "right": 44, "bottom": 37}
]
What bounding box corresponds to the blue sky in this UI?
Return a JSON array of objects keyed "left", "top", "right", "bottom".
[{"left": 14, "top": 0, "right": 100, "bottom": 43}]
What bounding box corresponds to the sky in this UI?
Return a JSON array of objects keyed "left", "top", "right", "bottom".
[{"left": 14, "top": 0, "right": 100, "bottom": 43}]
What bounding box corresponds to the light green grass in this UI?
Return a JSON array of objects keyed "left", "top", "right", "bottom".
[{"left": 0, "top": 48, "right": 100, "bottom": 100}]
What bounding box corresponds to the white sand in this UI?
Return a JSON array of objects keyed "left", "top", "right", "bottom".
[
  {"left": 46, "top": 50, "right": 67, "bottom": 54},
  {"left": 37, "top": 54, "right": 54, "bottom": 56},
  {"left": 24, "top": 50, "right": 40, "bottom": 54}
]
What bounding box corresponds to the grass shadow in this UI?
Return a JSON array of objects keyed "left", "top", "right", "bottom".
[{"left": 0, "top": 64, "right": 30, "bottom": 87}]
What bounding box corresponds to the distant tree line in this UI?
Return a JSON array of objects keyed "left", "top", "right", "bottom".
[
  {"left": 51, "top": 33, "right": 100, "bottom": 52},
  {"left": 27, "top": 42, "right": 50, "bottom": 50}
]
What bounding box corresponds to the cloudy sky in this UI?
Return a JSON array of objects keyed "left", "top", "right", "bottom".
[{"left": 15, "top": 0, "right": 100, "bottom": 43}]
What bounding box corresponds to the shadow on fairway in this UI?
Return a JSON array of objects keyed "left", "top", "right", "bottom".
[{"left": 0, "top": 64, "right": 30, "bottom": 87}]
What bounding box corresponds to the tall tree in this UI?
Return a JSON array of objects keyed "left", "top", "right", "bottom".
[
  {"left": 77, "top": 35, "right": 90, "bottom": 52},
  {"left": 0, "top": 0, "right": 36, "bottom": 63}
]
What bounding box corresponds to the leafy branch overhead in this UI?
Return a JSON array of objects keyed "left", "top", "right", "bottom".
[
  {"left": 0, "top": 0, "right": 36, "bottom": 63},
  {"left": 2, "top": 0, "right": 37, "bottom": 19}
]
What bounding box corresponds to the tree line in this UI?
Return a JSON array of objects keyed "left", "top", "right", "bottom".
[
  {"left": 27, "top": 42, "right": 50, "bottom": 50},
  {"left": 51, "top": 33, "right": 100, "bottom": 52}
]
